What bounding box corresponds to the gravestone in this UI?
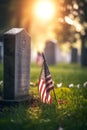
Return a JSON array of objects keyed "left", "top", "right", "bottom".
[
  {"left": 44, "top": 40, "right": 59, "bottom": 65},
  {"left": 3, "top": 28, "right": 31, "bottom": 101},
  {"left": 71, "top": 48, "right": 78, "bottom": 63},
  {"left": 81, "top": 35, "right": 87, "bottom": 66}
]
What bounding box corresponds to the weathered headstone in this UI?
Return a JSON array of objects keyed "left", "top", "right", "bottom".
[
  {"left": 71, "top": 48, "right": 78, "bottom": 63},
  {"left": 44, "top": 40, "right": 59, "bottom": 65},
  {"left": 3, "top": 28, "right": 31, "bottom": 101}
]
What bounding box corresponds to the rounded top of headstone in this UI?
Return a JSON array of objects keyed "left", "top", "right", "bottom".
[
  {"left": 52, "top": 39, "right": 58, "bottom": 44},
  {"left": 4, "top": 28, "right": 24, "bottom": 35},
  {"left": 46, "top": 39, "right": 58, "bottom": 45}
]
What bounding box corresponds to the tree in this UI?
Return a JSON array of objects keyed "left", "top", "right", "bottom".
[
  {"left": 75, "top": 0, "right": 87, "bottom": 66},
  {"left": 0, "top": 0, "right": 11, "bottom": 34},
  {"left": 67, "top": 0, "right": 87, "bottom": 66},
  {"left": 55, "top": 0, "right": 87, "bottom": 66}
]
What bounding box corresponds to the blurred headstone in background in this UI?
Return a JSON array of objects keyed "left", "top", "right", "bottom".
[
  {"left": 44, "top": 40, "right": 61, "bottom": 65},
  {"left": 71, "top": 47, "right": 78, "bottom": 63}
]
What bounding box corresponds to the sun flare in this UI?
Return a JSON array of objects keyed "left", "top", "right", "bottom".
[{"left": 34, "top": 1, "right": 55, "bottom": 21}]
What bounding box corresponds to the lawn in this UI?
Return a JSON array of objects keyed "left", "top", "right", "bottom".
[{"left": 0, "top": 63, "right": 87, "bottom": 130}]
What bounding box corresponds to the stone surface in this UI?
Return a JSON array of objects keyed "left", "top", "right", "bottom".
[
  {"left": 71, "top": 48, "right": 78, "bottom": 63},
  {"left": 3, "top": 28, "right": 31, "bottom": 100},
  {"left": 44, "top": 40, "right": 59, "bottom": 65}
]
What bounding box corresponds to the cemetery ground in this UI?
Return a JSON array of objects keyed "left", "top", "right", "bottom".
[{"left": 0, "top": 63, "right": 87, "bottom": 130}]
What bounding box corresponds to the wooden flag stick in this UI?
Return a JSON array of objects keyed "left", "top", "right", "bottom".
[{"left": 53, "top": 88, "right": 58, "bottom": 105}]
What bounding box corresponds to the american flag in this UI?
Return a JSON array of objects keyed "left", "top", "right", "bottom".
[
  {"left": 38, "top": 53, "right": 54, "bottom": 104},
  {"left": 36, "top": 52, "right": 43, "bottom": 66}
]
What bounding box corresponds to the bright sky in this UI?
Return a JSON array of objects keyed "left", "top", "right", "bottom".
[{"left": 29, "top": 0, "right": 57, "bottom": 52}]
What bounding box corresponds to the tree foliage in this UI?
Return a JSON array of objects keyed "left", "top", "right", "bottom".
[
  {"left": 0, "top": 0, "right": 11, "bottom": 33},
  {"left": 55, "top": 0, "right": 87, "bottom": 43}
]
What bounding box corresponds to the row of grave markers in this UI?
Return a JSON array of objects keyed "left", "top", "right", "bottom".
[{"left": 0, "top": 36, "right": 83, "bottom": 64}]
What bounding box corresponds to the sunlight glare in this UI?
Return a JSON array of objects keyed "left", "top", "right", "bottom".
[{"left": 34, "top": 1, "right": 55, "bottom": 21}]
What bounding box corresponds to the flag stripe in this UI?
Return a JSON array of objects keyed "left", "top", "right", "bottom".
[
  {"left": 42, "top": 88, "right": 46, "bottom": 103},
  {"left": 40, "top": 82, "right": 45, "bottom": 96},
  {"left": 39, "top": 79, "right": 43, "bottom": 92},
  {"left": 46, "top": 75, "right": 52, "bottom": 81},
  {"left": 41, "top": 83, "right": 46, "bottom": 101},
  {"left": 46, "top": 76, "right": 54, "bottom": 91},
  {"left": 39, "top": 78, "right": 53, "bottom": 104},
  {"left": 46, "top": 85, "right": 53, "bottom": 91},
  {"left": 46, "top": 81, "right": 54, "bottom": 88},
  {"left": 39, "top": 80, "right": 44, "bottom": 98}
]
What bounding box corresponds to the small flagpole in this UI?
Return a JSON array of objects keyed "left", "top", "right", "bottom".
[{"left": 53, "top": 87, "right": 58, "bottom": 105}]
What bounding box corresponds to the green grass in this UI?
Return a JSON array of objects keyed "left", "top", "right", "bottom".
[
  {"left": 30, "top": 63, "right": 87, "bottom": 86},
  {"left": 0, "top": 63, "right": 87, "bottom": 130}
]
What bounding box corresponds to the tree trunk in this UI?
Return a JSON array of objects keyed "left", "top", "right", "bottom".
[{"left": 81, "top": 35, "right": 87, "bottom": 66}]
